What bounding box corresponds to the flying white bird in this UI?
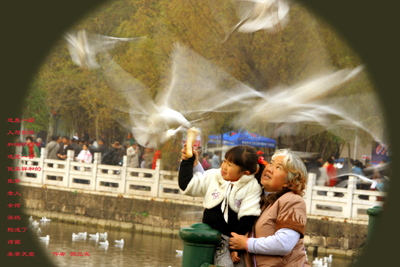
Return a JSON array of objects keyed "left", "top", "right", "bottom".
[
  {"left": 232, "top": 65, "right": 384, "bottom": 144},
  {"left": 100, "top": 43, "right": 264, "bottom": 148},
  {"left": 64, "top": 29, "right": 146, "bottom": 69},
  {"left": 219, "top": 0, "right": 290, "bottom": 42}
]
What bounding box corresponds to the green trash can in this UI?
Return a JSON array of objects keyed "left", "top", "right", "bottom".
[
  {"left": 366, "top": 206, "right": 383, "bottom": 244},
  {"left": 179, "top": 223, "right": 221, "bottom": 267}
]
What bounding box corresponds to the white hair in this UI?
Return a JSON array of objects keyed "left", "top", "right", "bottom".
[{"left": 272, "top": 149, "right": 307, "bottom": 183}]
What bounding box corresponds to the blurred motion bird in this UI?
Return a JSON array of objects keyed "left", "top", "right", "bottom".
[
  {"left": 223, "top": 0, "right": 290, "bottom": 42},
  {"left": 64, "top": 29, "right": 146, "bottom": 69},
  {"left": 100, "top": 43, "right": 264, "bottom": 148}
]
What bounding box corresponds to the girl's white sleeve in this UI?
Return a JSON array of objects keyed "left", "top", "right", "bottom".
[
  {"left": 247, "top": 228, "right": 301, "bottom": 256},
  {"left": 193, "top": 163, "right": 205, "bottom": 174},
  {"left": 181, "top": 170, "right": 213, "bottom": 197}
]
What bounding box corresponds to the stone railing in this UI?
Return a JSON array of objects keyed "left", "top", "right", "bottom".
[{"left": 15, "top": 147, "right": 386, "bottom": 220}]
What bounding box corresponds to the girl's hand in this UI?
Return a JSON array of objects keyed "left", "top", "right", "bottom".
[
  {"left": 229, "top": 232, "right": 248, "bottom": 250},
  {"left": 181, "top": 144, "right": 199, "bottom": 167},
  {"left": 231, "top": 251, "right": 240, "bottom": 263}
]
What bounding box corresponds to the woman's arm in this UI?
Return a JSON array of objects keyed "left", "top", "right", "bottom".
[{"left": 246, "top": 228, "right": 300, "bottom": 256}]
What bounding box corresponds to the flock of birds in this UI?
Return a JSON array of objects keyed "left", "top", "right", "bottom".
[
  {"left": 29, "top": 215, "right": 337, "bottom": 265},
  {"left": 29, "top": 216, "right": 124, "bottom": 250},
  {"left": 71, "top": 231, "right": 124, "bottom": 249},
  {"left": 312, "top": 255, "right": 333, "bottom": 267},
  {"left": 61, "top": 0, "right": 383, "bottom": 151}
]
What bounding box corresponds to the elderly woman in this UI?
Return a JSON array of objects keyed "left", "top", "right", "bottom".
[{"left": 229, "top": 149, "right": 310, "bottom": 267}]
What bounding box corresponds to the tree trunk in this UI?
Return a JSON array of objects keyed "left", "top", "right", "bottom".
[
  {"left": 347, "top": 142, "right": 352, "bottom": 173},
  {"left": 306, "top": 138, "right": 311, "bottom": 156},
  {"left": 95, "top": 111, "right": 99, "bottom": 142}
]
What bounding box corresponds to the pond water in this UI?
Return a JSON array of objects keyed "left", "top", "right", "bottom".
[{"left": 33, "top": 219, "right": 355, "bottom": 267}]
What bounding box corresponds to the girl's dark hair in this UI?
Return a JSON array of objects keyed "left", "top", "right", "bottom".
[
  {"left": 225, "top": 145, "right": 258, "bottom": 174},
  {"left": 327, "top": 157, "right": 334, "bottom": 164},
  {"left": 26, "top": 136, "right": 33, "bottom": 142}
]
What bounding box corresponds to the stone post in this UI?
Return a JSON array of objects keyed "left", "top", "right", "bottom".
[
  {"left": 39, "top": 147, "right": 46, "bottom": 184},
  {"left": 93, "top": 152, "right": 101, "bottom": 191},
  {"left": 345, "top": 175, "right": 356, "bottom": 219},
  {"left": 66, "top": 150, "right": 74, "bottom": 188},
  {"left": 151, "top": 159, "right": 161, "bottom": 197},
  {"left": 119, "top": 155, "right": 128, "bottom": 194}
]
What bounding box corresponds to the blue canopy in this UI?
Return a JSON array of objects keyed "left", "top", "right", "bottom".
[{"left": 208, "top": 131, "right": 276, "bottom": 148}]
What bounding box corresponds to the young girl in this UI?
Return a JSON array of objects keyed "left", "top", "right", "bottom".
[
  {"left": 75, "top": 144, "right": 92, "bottom": 163},
  {"left": 179, "top": 145, "right": 264, "bottom": 267}
]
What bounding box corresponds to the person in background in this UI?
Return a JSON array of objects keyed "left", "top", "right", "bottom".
[
  {"left": 22, "top": 135, "right": 40, "bottom": 158},
  {"left": 97, "top": 138, "right": 108, "bottom": 157},
  {"left": 352, "top": 160, "right": 363, "bottom": 175},
  {"left": 142, "top": 148, "right": 154, "bottom": 169},
  {"left": 70, "top": 137, "right": 79, "bottom": 157},
  {"left": 201, "top": 153, "right": 211, "bottom": 170},
  {"left": 211, "top": 151, "right": 221, "bottom": 169},
  {"left": 35, "top": 138, "right": 43, "bottom": 157},
  {"left": 57, "top": 136, "right": 74, "bottom": 160},
  {"left": 82, "top": 129, "right": 89, "bottom": 144},
  {"left": 56, "top": 135, "right": 62, "bottom": 146},
  {"left": 326, "top": 156, "right": 337, "bottom": 187},
  {"left": 77, "top": 139, "right": 84, "bottom": 155},
  {"left": 45, "top": 135, "right": 60, "bottom": 160},
  {"left": 127, "top": 141, "right": 140, "bottom": 168},
  {"left": 75, "top": 143, "right": 92, "bottom": 163},
  {"left": 88, "top": 139, "right": 98, "bottom": 163},
  {"left": 152, "top": 149, "right": 162, "bottom": 169},
  {"left": 306, "top": 157, "right": 321, "bottom": 182}
]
